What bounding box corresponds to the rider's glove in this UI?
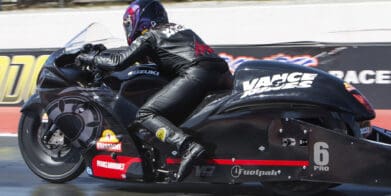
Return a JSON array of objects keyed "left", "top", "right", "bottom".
[
  {"left": 75, "top": 44, "right": 107, "bottom": 67},
  {"left": 75, "top": 53, "right": 96, "bottom": 67}
]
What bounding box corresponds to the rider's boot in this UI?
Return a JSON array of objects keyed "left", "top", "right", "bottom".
[
  {"left": 176, "top": 140, "right": 206, "bottom": 182},
  {"left": 139, "top": 115, "right": 206, "bottom": 181}
]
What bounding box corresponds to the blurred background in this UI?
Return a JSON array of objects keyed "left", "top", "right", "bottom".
[
  {"left": 3, "top": 0, "right": 244, "bottom": 10},
  {"left": 0, "top": 0, "right": 382, "bottom": 10},
  {"left": 1, "top": 0, "right": 233, "bottom": 11}
]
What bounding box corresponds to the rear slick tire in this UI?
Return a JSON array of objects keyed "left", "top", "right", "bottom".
[{"left": 18, "top": 108, "right": 85, "bottom": 183}]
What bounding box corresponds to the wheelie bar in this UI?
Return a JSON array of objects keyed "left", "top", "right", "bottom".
[{"left": 291, "top": 119, "right": 391, "bottom": 187}]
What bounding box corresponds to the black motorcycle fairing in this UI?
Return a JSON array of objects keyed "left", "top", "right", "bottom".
[
  {"left": 180, "top": 93, "right": 232, "bottom": 130},
  {"left": 107, "top": 64, "right": 159, "bottom": 81},
  {"left": 37, "top": 48, "right": 93, "bottom": 89},
  {"left": 180, "top": 60, "right": 374, "bottom": 135},
  {"left": 20, "top": 93, "right": 41, "bottom": 112},
  {"left": 57, "top": 86, "right": 137, "bottom": 121},
  {"left": 169, "top": 106, "right": 345, "bottom": 183},
  {"left": 105, "top": 64, "right": 165, "bottom": 95},
  {"left": 227, "top": 60, "right": 375, "bottom": 121}
]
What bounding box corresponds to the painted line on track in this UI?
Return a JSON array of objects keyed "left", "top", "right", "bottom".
[
  {"left": 0, "top": 133, "right": 17, "bottom": 137},
  {"left": 0, "top": 107, "right": 20, "bottom": 135}
]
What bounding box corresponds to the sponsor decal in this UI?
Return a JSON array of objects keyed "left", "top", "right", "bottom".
[
  {"left": 0, "top": 54, "right": 49, "bottom": 105},
  {"left": 241, "top": 72, "right": 318, "bottom": 98},
  {"left": 313, "top": 142, "right": 330, "bottom": 172},
  {"left": 98, "top": 129, "right": 119, "bottom": 143},
  {"left": 41, "top": 113, "right": 49, "bottom": 123},
  {"left": 86, "top": 167, "right": 93, "bottom": 175},
  {"left": 96, "top": 160, "right": 125, "bottom": 171},
  {"left": 161, "top": 24, "right": 188, "bottom": 37},
  {"left": 96, "top": 142, "right": 122, "bottom": 152},
  {"left": 231, "top": 165, "right": 281, "bottom": 178},
  {"left": 92, "top": 155, "right": 142, "bottom": 180},
  {"left": 360, "top": 126, "right": 372, "bottom": 136},
  {"left": 96, "top": 129, "right": 122, "bottom": 152},
  {"left": 155, "top": 127, "right": 167, "bottom": 142},
  {"left": 128, "top": 69, "right": 160, "bottom": 76},
  {"left": 359, "top": 121, "right": 372, "bottom": 137},
  {"left": 219, "top": 53, "right": 318, "bottom": 73},
  {"left": 329, "top": 70, "right": 391, "bottom": 85}
]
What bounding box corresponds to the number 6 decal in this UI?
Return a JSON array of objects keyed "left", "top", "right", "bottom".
[{"left": 314, "top": 142, "right": 329, "bottom": 166}]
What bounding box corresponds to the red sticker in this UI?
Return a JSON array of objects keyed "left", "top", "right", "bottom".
[{"left": 92, "top": 155, "right": 142, "bottom": 180}]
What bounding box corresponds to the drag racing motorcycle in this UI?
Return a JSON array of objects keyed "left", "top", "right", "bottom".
[{"left": 18, "top": 23, "right": 391, "bottom": 195}]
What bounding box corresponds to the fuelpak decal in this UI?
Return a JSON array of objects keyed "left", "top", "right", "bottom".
[
  {"left": 231, "top": 165, "right": 282, "bottom": 178},
  {"left": 241, "top": 72, "right": 318, "bottom": 98}
]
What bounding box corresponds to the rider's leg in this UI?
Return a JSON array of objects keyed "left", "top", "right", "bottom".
[{"left": 135, "top": 61, "right": 231, "bottom": 181}]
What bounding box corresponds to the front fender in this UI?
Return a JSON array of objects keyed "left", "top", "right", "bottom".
[{"left": 20, "top": 94, "right": 42, "bottom": 112}]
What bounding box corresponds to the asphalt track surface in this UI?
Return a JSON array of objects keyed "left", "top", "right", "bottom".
[{"left": 1, "top": 137, "right": 391, "bottom": 196}]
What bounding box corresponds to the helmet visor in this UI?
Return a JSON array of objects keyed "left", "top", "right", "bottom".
[{"left": 123, "top": 14, "right": 133, "bottom": 39}]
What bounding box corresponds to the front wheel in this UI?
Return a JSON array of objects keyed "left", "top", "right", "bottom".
[{"left": 18, "top": 106, "right": 85, "bottom": 183}]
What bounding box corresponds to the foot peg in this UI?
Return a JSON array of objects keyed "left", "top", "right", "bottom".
[{"left": 156, "top": 169, "right": 177, "bottom": 182}]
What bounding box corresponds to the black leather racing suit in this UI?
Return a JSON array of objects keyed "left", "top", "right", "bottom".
[{"left": 93, "top": 23, "right": 233, "bottom": 149}]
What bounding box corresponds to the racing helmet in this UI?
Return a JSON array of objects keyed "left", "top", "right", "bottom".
[{"left": 123, "top": 0, "right": 169, "bottom": 45}]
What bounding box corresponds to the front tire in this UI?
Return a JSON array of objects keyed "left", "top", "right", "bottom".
[{"left": 18, "top": 107, "right": 85, "bottom": 183}]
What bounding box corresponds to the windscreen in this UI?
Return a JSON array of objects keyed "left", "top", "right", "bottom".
[{"left": 64, "top": 23, "right": 125, "bottom": 54}]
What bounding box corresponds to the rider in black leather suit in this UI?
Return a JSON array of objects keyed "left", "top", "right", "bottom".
[{"left": 77, "top": 0, "right": 232, "bottom": 181}]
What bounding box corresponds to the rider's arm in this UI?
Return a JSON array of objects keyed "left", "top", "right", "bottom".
[{"left": 94, "top": 32, "right": 155, "bottom": 71}]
